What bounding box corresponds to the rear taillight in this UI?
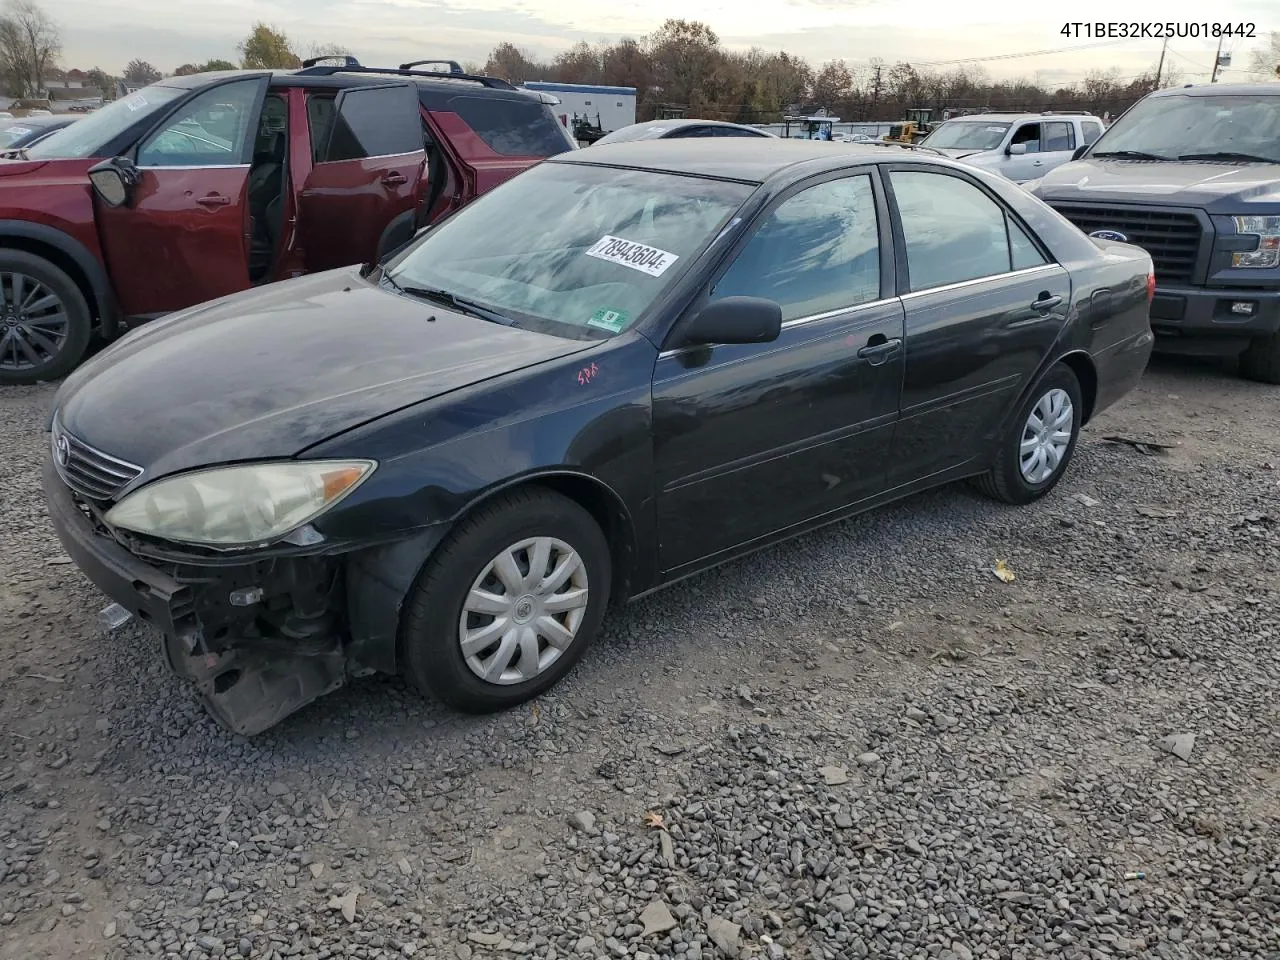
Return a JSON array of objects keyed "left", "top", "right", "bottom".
[{"left": 1146, "top": 270, "right": 1156, "bottom": 303}]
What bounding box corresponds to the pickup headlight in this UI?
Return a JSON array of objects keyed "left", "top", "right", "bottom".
[
  {"left": 105, "top": 460, "right": 375, "bottom": 548},
  {"left": 1231, "top": 216, "right": 1280, "bottom": 269}
]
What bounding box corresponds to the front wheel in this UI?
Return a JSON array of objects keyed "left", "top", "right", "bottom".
[
  {"left": 0, "top": 251, "right": 93, "bottom": 386},
  {"left": 399, "top": 488, "right": 611, "bottom": 713},
  {"left": 974, "top": 363, "right": 1083, "bottom": 505},
  {"left": 1239, "top": 333, "right": 1280, "bottom": 385}
]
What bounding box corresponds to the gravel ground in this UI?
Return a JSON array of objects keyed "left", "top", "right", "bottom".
[{"left": 1, "top": 356, "right": 1278, "bottom": 960}]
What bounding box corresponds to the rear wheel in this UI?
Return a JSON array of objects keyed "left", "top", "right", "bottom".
[
  {"left": 1239, "top": 333, "right": 1280, "bottom": 385},
  {"left": 0, "top": 251, "right": 93, "bottom": 386},
  {"left": 399, "top": 488, "right": 611, "bottom": 713},
  {"left": 974, "top": 363, "right": 1083, "bottom": 505}
]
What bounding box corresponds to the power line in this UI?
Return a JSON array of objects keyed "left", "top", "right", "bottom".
[{"left": 913, "top": 38, "right": 1133, "bottom": 66}]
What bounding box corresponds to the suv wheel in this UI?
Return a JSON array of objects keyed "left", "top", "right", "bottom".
[
  {"left": 0, "top": 251, "right": 93, "bottom": 386},
  {"left": 1239, "top": 332, "right": 1280, "bottom": 385}
]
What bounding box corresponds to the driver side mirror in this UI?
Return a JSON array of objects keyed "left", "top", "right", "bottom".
[
  {"left": 680, "top": 296, "right": 782, "bottom": 347},
  {"left": 1007, "top": 143, "right": 1027, "bottom": 156},
  {"left": 1072, "top": 145, "right": 1089, "bottom": 161},
  {"left": 86, "top": 156, "right": 141, "bottom": 208}
]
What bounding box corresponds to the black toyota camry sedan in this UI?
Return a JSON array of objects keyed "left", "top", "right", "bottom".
[{"left": 43, "top": 139, "right": 1155, "bottom": 735}]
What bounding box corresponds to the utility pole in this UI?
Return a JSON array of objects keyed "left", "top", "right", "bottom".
[
  {"left": 1154, "top": 37, "right": 1168, "bottom": 88},
  {"left": 1210, "top": 36, "right": 1224, "bottom": 83}
]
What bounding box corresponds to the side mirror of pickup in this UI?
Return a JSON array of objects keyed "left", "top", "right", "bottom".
[
  {"left": 86, "top": 157, "right": 141, "bottom": 209},
  {"left": 1007, "top": 143, "right": 1028, "bottom": 156},
  {"left": 1072, "top": 145, "right": 1089, "bottom": 161},
  {"left": 680, "top": 296, "right": 782, "bottom": 347}
]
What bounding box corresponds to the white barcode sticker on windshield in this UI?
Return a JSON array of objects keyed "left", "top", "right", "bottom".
[
  {"left": 585, "top": 235, "right": 679, "bottom": 277},
  {"left": 124, "top": 95, "right": 148, "bottom": 112}
]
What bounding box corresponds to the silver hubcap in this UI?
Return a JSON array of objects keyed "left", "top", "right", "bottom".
[
  {"left": 458, "top": 536, "right": 589, "bottom": 685},
  {"left": 1020, "top": 388, "right": 1074, "bottom": 484},
  {"left": 0, "top": 271, "right": 70, "bottom": 372}
]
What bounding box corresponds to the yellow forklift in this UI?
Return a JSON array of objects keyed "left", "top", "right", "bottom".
[{"left": 883, "top": 108, "right": 934, "bottom": 144}]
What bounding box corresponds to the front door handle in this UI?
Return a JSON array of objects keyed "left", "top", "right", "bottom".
[
  {"left": 857, "top": 337, "right": 903, "bottom": 365},
  {"left": 196, "top": 194, "right": 230, "bottom": 208},
  {"left": 1031, "top": 293, "right": 1062, "bottom": 312},
  {"left": 380, "top": 172, "right": 408, "bottom": 187}
]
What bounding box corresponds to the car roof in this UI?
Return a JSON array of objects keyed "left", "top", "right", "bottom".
[
  {"left": 941, "top": 113, "right": 1098, "bottom": 122},
  {"left": 553, "top": 137, "right": 957, "bottom": 184},
  {"left": 1148, "top": 83, "right": 1280, "bottom": 98},
  {"left": 157, "top": 68, "right": 546, "bottom": 103}
]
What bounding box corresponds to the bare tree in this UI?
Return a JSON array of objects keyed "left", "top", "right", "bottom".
[
  {"left": 1247, "top": 31, "right": 1279, "bottom": 80},
  {"left": 0, "top": 0, "right": 61, "bottom": 98}
]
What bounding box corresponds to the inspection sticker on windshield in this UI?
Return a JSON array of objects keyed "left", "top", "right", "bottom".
[
  {"left": 585, "top": 235, "right": 679, "bottom": 277},
  {"left": 587, "top": 307, "right": 629, "bottom": 332},
  {"left": 124, "top": 94, "right": 148, "bottom": 112},
  {"left": 4, "top": 126, "right": 31, "bottom": 136}
]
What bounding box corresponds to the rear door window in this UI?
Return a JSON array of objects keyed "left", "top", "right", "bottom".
[
  {"left": 324, "top": 84, "right": 423, "bottom": 162},
  {"left": 1042, "top": 121, "right": 1075, "bottom": 151},
  {"left": 1081, "top": 120, "right": 1104, "bottom": 145},
  {"left": 447, "top": 95, "right": 573, "bottom": 157}
]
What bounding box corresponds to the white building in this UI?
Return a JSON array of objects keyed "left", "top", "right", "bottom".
[{"left": 520, "top": 81, "right": 637, "bottom": 137}]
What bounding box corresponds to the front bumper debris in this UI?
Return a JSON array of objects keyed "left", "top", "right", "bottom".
[{"left": 44, "top": 452, "right": 349, "bottom": 736}]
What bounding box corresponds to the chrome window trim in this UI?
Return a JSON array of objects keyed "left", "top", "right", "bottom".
[
  {"left": 657, "top": 263, "right": 1062, "bottom": 359},
  {"left": 316, "top": 149, "right": 425, "bottom": 165},
  {"left": 898, "top": 263, "right": 1060, "bottom": 301},
  {"left": 134, "top": 163, "right": 250, "bottom": 170}
]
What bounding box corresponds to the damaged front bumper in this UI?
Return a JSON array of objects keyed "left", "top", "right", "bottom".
[{"left": 44, "top": 453, "right": 356, "bottom": 736}]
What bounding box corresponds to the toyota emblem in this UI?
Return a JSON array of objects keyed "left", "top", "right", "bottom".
[{"left": 55, "top": 434, "right": 70, "bottom": 467}]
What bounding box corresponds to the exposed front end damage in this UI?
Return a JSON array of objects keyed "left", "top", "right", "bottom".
[{"left": 43, "top": 452, "right": 396, "bottom": 736}]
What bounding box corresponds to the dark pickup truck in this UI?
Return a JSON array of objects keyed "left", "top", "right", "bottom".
[{"left": 1025, "top": 83, "right": 1280, "bottom": 383}]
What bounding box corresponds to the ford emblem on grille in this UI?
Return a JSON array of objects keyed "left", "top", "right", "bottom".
[
  {"left": 1089, "top": 229, "right": 1129, "bottom": 243},
  {"left": 54, "top": 433, "right": 70, "bottom": 467}
]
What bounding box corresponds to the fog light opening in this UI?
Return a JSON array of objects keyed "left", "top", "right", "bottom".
[{"left": 213, "top": 670, "right": 242, "bottom": 695}]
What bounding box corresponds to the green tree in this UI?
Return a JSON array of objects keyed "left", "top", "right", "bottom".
[
  {"left": 0, "top": 0, "right": 61, "bottom": 98},
  {"left": 173, "top": 63, "right": 198, "bottom": 76},
  {"left": 238, "top": 22, "right": 300, "bottom": 69},
  {"left": 198, "top": 58, "right": 236, "bottom": 72},
  {"left": 123, "top": 58, "right": 160, "bottom": 85},
  {"left": 84, "top": 65, "right": 112, "bottom": 98},
  {"left": 644, "top": 19, "right": 721, "bottom": 113}
]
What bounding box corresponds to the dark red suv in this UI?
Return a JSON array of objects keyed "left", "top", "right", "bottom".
[{"left": 0, "top": 57, "right": 574, "bottom": 385}]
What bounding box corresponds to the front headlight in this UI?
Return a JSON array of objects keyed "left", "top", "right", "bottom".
[
  {"left": 1231, "top": 216, "right": 1280, "bottom": 269},
  {"left": 104, "top": 460, "right": 375, "bottom": 548}
]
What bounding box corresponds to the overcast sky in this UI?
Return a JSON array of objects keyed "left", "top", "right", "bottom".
[{"left": 53, "top": 0, "right": 1276, "bottom": 88}]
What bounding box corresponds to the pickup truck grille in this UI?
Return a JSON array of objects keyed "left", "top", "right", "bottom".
[
  {"left": 51, "top": 421, "right": 143, "bottom": 501},
  {"left": 1048, "top": 204, "right": 1202, "bottom": 286}
]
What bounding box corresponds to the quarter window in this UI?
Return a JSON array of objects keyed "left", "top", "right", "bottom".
[
  {"left": 890, "top": 170, "right": 1044, "bottom": 290},
  {"left": 712, "top": 175, "right": 880, "bottom": 322},
  {"left": 136, "top": 79, "right": 260, "bottom": 167}
]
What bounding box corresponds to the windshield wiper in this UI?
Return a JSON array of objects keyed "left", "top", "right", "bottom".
[
  {"left": 381, "top": 273, "right": 515, "bottom": 326},
  {"left": 1178, "top": 151, "right": 1277, "bottom": 164},
  {"left": 1091, "top": 150, "right": 1174, "bottom": 161}
]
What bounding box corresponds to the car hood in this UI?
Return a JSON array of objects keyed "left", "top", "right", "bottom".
[
  {"left": 1033, "top": 158, "right": 1280, "bottom": 210},
  {"left": 54, "top": 268, "right": 596, "bottom": 483}
]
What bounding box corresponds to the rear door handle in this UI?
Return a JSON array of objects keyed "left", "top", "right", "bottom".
[
  {"left": 380, "top": 172, "right": 407, "bottom": 187},
  {"left": 196, "top": 194, "right": 231, "bottom": 208},
  {"left": 1031, "top": 294, "right": 1062, "bottom": 311},
  {"left": 857, "top": 337, "right": 902, "bottom": 365}
]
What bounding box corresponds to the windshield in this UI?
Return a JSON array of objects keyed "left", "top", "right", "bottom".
[
  {"left": 1091, "top": 94, "right": 1280, "bottom": 163},
  {"left": 25, "top": 86, "right": 185, "bottom": 159},
  {"left": 385, "top": 162, "right": 752, "bottom": 337},
  {"left": 0, "top": 123, "right": 45, "bottom": 148},
  {"left": 921, "top": 121, "right": 1011, "bottom": 151}
]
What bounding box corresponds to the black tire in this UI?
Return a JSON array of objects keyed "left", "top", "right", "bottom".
[
  {"left": 1239, "top": 333, "right": 1280, "bottom": 385},
  {"left": 974, "top": 363, "right": 1083, "bottom": 505},
  {"left": 0, "top": 251, "right": 93, "bottom": 386},
  {"left": 399, "top": 488, "right": 612, "bottom": 713}
]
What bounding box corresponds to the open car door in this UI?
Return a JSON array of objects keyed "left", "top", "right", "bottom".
[
  {"left": 297, "top": 82, "right": 428, "bottom": 273},
  {"left": 92, "top": 75, "right": 269, "bottom": 318}
]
